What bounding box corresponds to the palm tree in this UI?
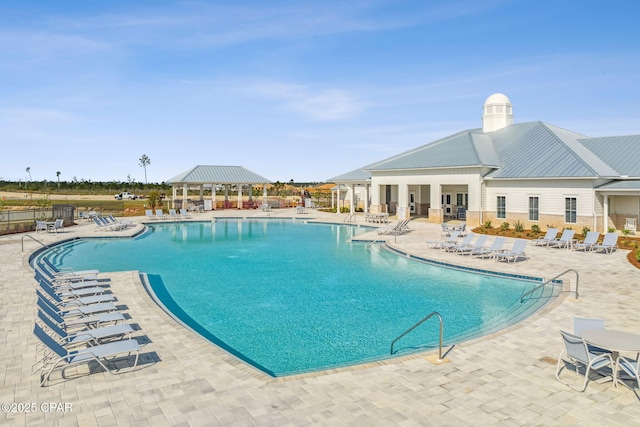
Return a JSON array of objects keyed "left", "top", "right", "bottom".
[
  {"left": 26, "top": 167, "right": 32, "bottom": 181},
  {"left": 56, "top": 171, "right": 61, "bottom": 188},
  {"left": 139, "top": 154, "right": 151, "bottom": 184}
]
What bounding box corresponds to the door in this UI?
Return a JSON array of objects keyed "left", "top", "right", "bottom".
[
  {"left": 442, "top": 193, "right": 452, "bottom": 216},
  {"left": 409, "top": 191, "right": 416, "bottom": 214}
]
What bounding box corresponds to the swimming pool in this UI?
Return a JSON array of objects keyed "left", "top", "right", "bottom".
[{"left": 39, "top": 219, "right": 554, "bottom": 376}]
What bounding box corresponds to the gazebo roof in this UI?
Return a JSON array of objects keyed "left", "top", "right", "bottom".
[{"left": 166, "top": 165, "right": 271, "bottom": 185}]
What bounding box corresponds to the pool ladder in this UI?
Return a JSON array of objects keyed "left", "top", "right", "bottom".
[
  {"left": 390, "top": 311, "right": 444, "bottom": 361},
  {"left": 520, "top": 268, "right": 579, "bottom": 303},
  {"left": 343, "top": 213, "right": 357, "bottom": 224}
]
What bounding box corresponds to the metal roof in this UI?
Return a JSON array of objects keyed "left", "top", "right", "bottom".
[
  {"left": 166, "top": 165, "right": 271, "bottom": 184},
  {"left": 578, "top": 135, "right": 640, "bottom": 178},
  {"left": 597, "top": 180, "right": 640, "bottom": 190},
  {"left": 327, "top": 167, "right": 371, "bottom": 182}
]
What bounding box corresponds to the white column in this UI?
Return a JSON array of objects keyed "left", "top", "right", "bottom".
[
  {"left": 603, "top": 195, "right": 609, "bottom": 233},
  {"left": 224, "top": 184, "right": 229, "bottom": 208},
  {"left": 182, "top": 184, "right": 188, "bottom": 208},
  {"left": 212, "top": 184, "right": 216, "bottom": 210},
  {"left": 237, "top": 184, "right": 243, "bottom": 209},
  {"left": 398, "top": 183, "right": 409, "bottom": 219},
  {"left": 350, "top": 184, "right": 355, "bottom": 214},
  {"left": 263, "top": 184, "right": 267, "bottom": 205},
  {"left": 364, "top": 184, "right": 370, "bottom": 213},
  {"left": 199, "top": 185, "right": 204, "bottom": 202}
]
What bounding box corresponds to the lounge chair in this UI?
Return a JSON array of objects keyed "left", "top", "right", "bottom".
[
  {"left": 169, "top": 209, "right": 181, "bottom": 220},
  {"left": 145, "top": 209, "right": 156, "bottom": 220},
  {"left": 34, "top": 269, "right": 103, "bottom": 293},
  {"left": 378, "top": 220, "right": 410, "bottom": 236},
  {"left": 37, "top": 290, "right": 118, "bottom": 317},
  {"left": 179, "top": 208, "right": 192, "bottom": 218},
  {"left": 33, "top": 323, "right": 140, "bottom": 386},
  {"left": 37, "top": 283, "right": 116, "bottom": 307},
  {"left": 624, "top": 218, "right": 637, "bottom": 234},
  {"left": 555, "top": 330, "right": 614, "bottom": 392},
  {"left": 534, "top": 228, "right": 558, "bottom": 246},
  {"left": 37, "top": 275, "right": 106, "bottom": 299},
  {"left": 455, "top": 234, "right": 487, "bottom": 255},
  {"left": 593, "top": 232, "right": 618, "bottom": 254},
  {"left": 39, "top": 257, "right": 100, "bottom": 281},
  {"left": 155, "top": 209, "right": 165, "bottom": 220},
  {"left": 572, "top": 232, "right": 600, "bottom": 252},
  {"left": 494, "top": 239, "right": 528, "bottom": 263},
  {"left": 78, "top": 211, "right": 92, "bottom": 221},
  {"left": 428, "top": 230, "right": 460, "bottom": 249},
  {"left": 472, "top": 237, "right": 506, "bottom": 259},
  {"left": 443, "top": 233, "right": 474, "bottom": 252},
  {"left": 47, "top": 219, "right": 64, "bottom": 233},
  {"left": 547, "top": 229, "right": 576, "bottom": 249},
  {"left": 36, "top": 310, "right": 134, "bottom": 347},
  {"left": 37, "top": 297, "right": 124, "bottom": 330},
  {"left": 440, "top": 223, "right": 452, "bottom": 237}
]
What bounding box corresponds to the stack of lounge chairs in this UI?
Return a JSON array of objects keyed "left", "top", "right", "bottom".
[
  {"left": 32, "top": 258, "right": 144, "bottom": 386},
  {"left": 377, "top": 220, "right": 411, "bottom": 236},
  {"left": 92, "top": 215, "right": 133, "bottom": 231},
  {"left": 427, "top": 232, "right": 528, "bottom": 262}
]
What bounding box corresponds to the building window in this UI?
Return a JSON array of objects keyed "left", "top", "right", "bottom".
[
  {"left": 528, "top": 197, "right": 539, "bottom": 221},
  {"left": 497, "top": 196, "right": 506, "bottom": 219},
  {"left": 565, "top": 197, "right": 577, "bottom": 223}
]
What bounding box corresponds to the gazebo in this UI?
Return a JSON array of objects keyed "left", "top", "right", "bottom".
[{"left": 166, "top": 165, "right": 272, "bottom": 210}]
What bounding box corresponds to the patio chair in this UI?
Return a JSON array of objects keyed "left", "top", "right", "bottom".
[
  {"left": 615, "top": 354, "right": 640, "bottom": 390},
  {"left": 534, "top": 228, "right": 558, "bottom": 246},
  {"left": 455, "top": 234, "right": 487, "bottom": 255},
  {"left": 472, "top": 237, "right": 506, "bottom": 259},
  {"left": 33, "top": 323, "right": 140, "bottom": 387},
  {"left": 624, "top": 218, "right": 637, "bottom": 234},
  {"left": 440, "top": 223, "right": 451, "bottom": 237},
  {"left": 494, "top": 239, "right": 528, "bottom": 263},
  {"left": 179, "top": 208, "right": 192, "bottom": 219},
  {"left": 547, "top": 229, "right": 576, "bottom": 249},
  {"left": 593, "top": 232, "right": 618, "bottom": 254},
  {"left": 427, "top": 230, "right": 460, "bottom": 249},
  {"left": 555, "top": 330, "right": 614, "bottom": 392},
  {"left": 573, "top": 317, "right": 610, "bottom": 355},
  {"left": 47, "top": 219, "right": 64, "bottom": 233},
  {"left": 572, "top": 232, "right": 600, "bottom": 252},
  {"left": 36, "top": 310, "right": 133, "bottom": 348},
  {"left": 443, "top": 232, "right": 474, "bottom": 252},
  {"left": 35, "top": 220, "right": 48, "bottom": 233},
  {"left": 36, "top": 297, "right": 124, "bottom": 330},
  {"left": 78, "top": 211, "right": 92, "bottom": 221}
]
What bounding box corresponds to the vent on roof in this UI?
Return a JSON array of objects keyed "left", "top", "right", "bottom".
[{"left": 482, "top": 93, "right": 513, "bottom": 133}]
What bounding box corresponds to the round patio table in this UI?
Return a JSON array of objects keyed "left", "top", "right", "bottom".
[{"left": 582, "top": 329, "right": 640, "bottom": 353}]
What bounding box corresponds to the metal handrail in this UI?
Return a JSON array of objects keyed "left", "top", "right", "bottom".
[
  {"left": 343, "top": 213, "right": 356, "bottom": 224},
  {"left": 21, "top": 234, "right": 51, "bottom": 252},
  {"left": 390, "top": 311, "right": 444, "bottom": 361},
  {"left": 520, "top": 268, "right": 579, "bottom": 303}
]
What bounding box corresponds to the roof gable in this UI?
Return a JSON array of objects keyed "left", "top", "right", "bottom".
[{"left": 167, "top": 165, "right": 271, "bottom": 184}]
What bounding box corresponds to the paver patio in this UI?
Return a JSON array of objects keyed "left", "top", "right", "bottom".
[{"left": 1, "top": 209, "right": 639, "bottom": 426}]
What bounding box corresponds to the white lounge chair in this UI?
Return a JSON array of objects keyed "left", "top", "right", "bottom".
[
  {"left": 179, "top": 208, "right": 192, "bottom": 219},
  {"left": 155, "top": 209, "right": 165, "bottom": 220},
  {"left": 472, "top": 237, "right": 506, "bottom": 259},
  {"left": 33, "top": 323, "right": 140, "bottom": 386},
  {"left": 593, "top": 232, "right": 618, "bottom": 254},
  {"left": 455, "top": 234, "right": 487, "bottom": 255},
  {"left": 145, "top": 210, "right": 156, "bottom": 220},
  {"left": 534, "top": 228, "right": 558, "bottom": 246},
  {"left": 428, "top": 230, "right": 460, "bottom": 249},
  {"left": 37, "top": 297, "right": 124, "bottom": 330},
  {"left": 169, "top": 209, "right": 181, "bottom": 221},
  {"left": 572, "top": 232, "right": 600, "bottom": 252},
  {"left": 555, "top": 330, "right": 614, "bottom": 392},
  {"left": 443, "top": 233, "right": 474, "bottom": 252},
  {"left": 35, "top": 220, "right": 48, "bottom": 233},
  {"left": 37, "top": 310, "right": 133, "bottom": 348},
  {"left": 494, "top": 239, "right": 528, "bottom": 263},
  {"left": 547, "top": 229, "right": 576, "bottom": 249}
]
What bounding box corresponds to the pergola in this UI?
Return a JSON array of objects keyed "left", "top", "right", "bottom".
[{"left": 166, "top": 165, "right": 272, "bottom": 210}]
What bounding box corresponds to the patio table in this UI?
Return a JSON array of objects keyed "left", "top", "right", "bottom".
[{"left": 582, "top": 329, "right": 640, "bottom": 385}]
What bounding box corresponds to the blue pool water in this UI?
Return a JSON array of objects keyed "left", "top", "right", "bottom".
[{"left": 40, "top": 219, "right": 552, "bottom": 376}]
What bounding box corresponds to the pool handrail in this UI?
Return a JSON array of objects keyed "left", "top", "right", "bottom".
[
  {"left": 390, "top": 311, "right": 444, "bottom": 361},
  {"left": 520, "top": 268, "right": 579, "bottom": 303}
]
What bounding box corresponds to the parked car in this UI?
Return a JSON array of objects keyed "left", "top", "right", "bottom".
[{"left": 114, "top": 192, "right": 138, "bottom": 200}]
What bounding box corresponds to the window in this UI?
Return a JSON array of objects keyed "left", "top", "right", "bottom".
[
  {"left": 497, "top": 196, "right": 506, "bottom": 219},
  {"left": 528, "top": 197, "right": 539, "bottom": 221},
  {"left": 565, "top": 197, "right": 577, "bottom": 223},
  {"left": 456, "top": 193, "right": 464, "bottom": 207}
]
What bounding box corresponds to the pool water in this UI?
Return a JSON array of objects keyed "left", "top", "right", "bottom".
[{"left": 42, "top": 220, "right": 552, "bottom": 376}]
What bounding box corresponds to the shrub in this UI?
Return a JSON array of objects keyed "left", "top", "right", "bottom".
[
  {"left": 581, "top": 226, "right": 590, "bottom": 237},
  {"left": 483, "top": 220, "right": 492, "bottom": 229},
  {"left": 531, "top": 224, "right": 540, "bottom": 233},
  {"left": 513, "top": 220, "right": 524, "bottom": 232},
  {"left": 635, "top": 247, "right": 640, "bottom": 262},
  {"left": 500, "top": 222, "right": 510, "bottom": 231},
  {"left": 608, "top": 226, "right": 616, "bottom": 233},
  {"left": 622, "top": 229, "right": 631, "bottom": 237}
]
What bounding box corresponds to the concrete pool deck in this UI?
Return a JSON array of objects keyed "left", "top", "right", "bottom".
[{"left": 1, "top": 209, "right": 640, "bottom": 426}]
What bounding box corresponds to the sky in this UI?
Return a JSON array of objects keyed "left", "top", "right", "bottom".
[{"left": 1, "top": 0, "right": 639, "bottom": 184}]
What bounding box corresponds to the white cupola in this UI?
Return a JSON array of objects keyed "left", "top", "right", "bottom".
[{"left": 482, "top": 93, "right": 513, "bottom": 133}]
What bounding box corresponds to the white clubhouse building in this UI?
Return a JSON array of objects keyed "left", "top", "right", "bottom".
[{"left": 330, "top": 93, "right": 640, "bottom": 232}]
